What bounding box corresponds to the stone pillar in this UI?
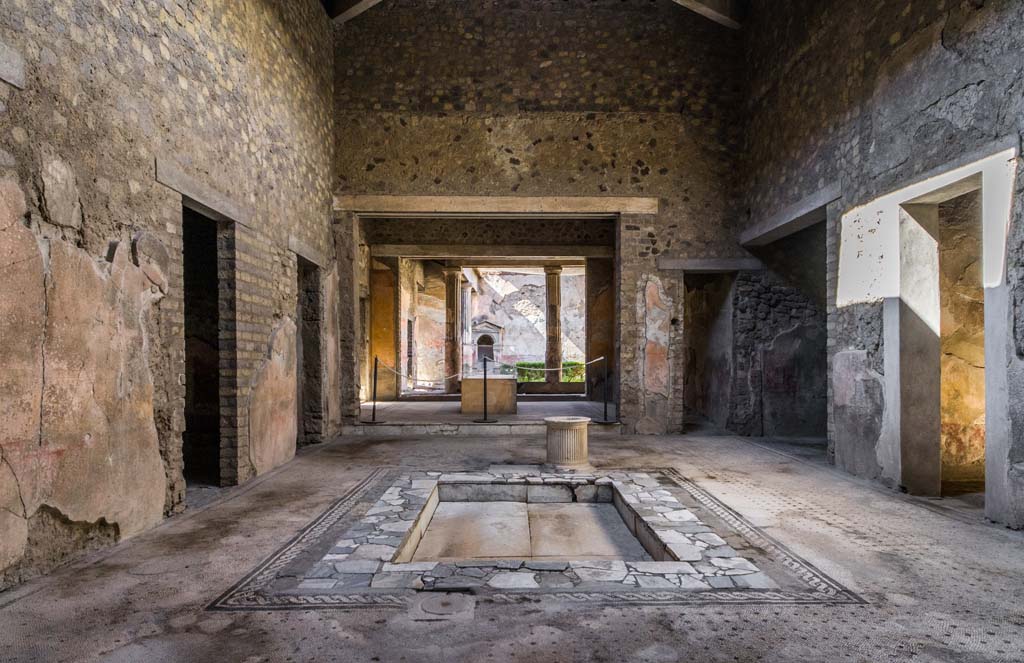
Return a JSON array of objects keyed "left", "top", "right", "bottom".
[
  {"left": 443, "top": 266, "right": 463, "bottom": 393},
  {"left": 369, "top": 259, "right": 398, "bottom": 401},
  {"left": 545, "top": 265, "right": 563, "bottom": 385}
]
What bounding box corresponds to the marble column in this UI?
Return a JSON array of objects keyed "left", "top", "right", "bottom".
[
  {"left": 545, "top": 265, "right": 563, "bottom": 385},
  {"left": 442, "top": 266, "right": 463, "bottom": 393}
]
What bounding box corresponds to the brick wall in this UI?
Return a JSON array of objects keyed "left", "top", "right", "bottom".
[{"left": 332, "top": 0, "right": 744, "bottom": 432}]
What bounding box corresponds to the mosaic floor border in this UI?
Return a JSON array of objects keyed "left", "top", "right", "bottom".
[{"left": 209, "top": 467, "right": 865, "bottom": 611}]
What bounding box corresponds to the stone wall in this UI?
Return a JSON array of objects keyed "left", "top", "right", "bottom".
[
  {"left": 731, "top": 271, "right": 826, "bottom": 437},
  {"left": 683, "top": 269, "right": 825, "bottom": 437},
  {"left": 0, "top": 0, "right": 334, "bottom": 587},
  {"left": 333, "top": 0, "right": 744, "bottom": 432},
  {"left": 362, "top": 217, "right": 615, "bottom": 247},
  {"left": 683, "top": 274, "right": 734, "bottom": 428},
  {"left": 744, "top": 0, "right": 1024, "bottom": 523}
]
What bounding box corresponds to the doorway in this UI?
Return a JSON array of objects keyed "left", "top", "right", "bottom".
[
  {"left": 182, "top": 207, "right": 222, "bottom": 485},
  {"left": 296, "top": 256, "right": 324, "bottom": 447},
  {"left": 898, "top": 185, "right": 986, "bottom": 499}
]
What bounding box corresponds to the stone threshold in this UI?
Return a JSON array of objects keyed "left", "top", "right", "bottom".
[{"left": 342, "top": 422, "right": 624, "bottom": 437}]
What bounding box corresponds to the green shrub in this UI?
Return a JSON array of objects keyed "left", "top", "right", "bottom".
[{"left": 514, "top": 361, "right": 585, "bottom": 383}]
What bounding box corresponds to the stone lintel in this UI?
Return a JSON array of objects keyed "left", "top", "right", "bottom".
[
  {"left": 334, "top": 195, "right": 659, "bottom": 216},
  {"left": 672, "top": 0, "right": 742, "bottom": 29},
  {"left": 156, "top": 157, "right": 253, "bottom": 228},
  {"left": 656, "top": 257, "right": 764, "bottom": 273},
  {"left": 452, "top": 259, "right": 586, "bottom": 269},
  {"left": 370, "top": 244, "right": 613, "bottom": 259},
  {"left": 0, "top": 38, "right": 26, "bottom": 89},
  {"left": 288, "top": 235, "right": 326, "bottom": 267},
  {"left": 741, "top": 183, "right": 841, "bottom": 247}
]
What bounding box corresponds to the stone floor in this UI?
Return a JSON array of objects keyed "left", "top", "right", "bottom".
[{"left": 2, "top": 432, "right": 1023, "bottom": 662}]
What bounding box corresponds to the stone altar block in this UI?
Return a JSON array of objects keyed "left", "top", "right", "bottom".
[{"left": 461, "top": 376, "right": 517, "bottom": 414}]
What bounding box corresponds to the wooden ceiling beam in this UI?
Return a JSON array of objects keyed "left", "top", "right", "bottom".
[
  {"left": 672, "top": 0, "right": 743, "bottom": 29},
  {"left": 325, "top": 0, "right": 386, "bottom": 23}
]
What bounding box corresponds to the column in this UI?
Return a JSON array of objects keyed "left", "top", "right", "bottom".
[
  {"left": 442, "top": 266, "right": 463, "bottom": 393},
  {"left": 545, "top": 265, "right": 563, "bottom": 386}
]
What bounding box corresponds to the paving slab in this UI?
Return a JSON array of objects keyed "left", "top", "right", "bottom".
[
  {"left": 412, "top": 502, "right": 531, "bottom": 560},
  {"left": 528, "top": 503, "right": 649, "bottom": 560}
]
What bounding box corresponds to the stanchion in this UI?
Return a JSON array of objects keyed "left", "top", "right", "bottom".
[
  {"left": 473, "top": 356, "right": 498, "bottom": 423},
  {"left": 361, "top": 356, "right": 385, "bottom": 424},
  {"left": 594, "top": 356, "right": 617, "bottom": 424}
]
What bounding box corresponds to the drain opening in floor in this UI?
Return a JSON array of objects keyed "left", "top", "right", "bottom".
[{"left": 410, "top": 502, "right": 651, "bottom": 562}]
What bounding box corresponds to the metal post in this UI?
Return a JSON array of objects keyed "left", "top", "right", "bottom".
[
  {"left": 596, "top": 356, "right": 616, "bottom": 424},
  {"left": 362, "top": 356, "right": 384, "bottom": 424},
  {"left": 473, "top": 356, "right": 497, "bottom": 423},
  {"left": 603, "top": 357, "right": 609, "bottom": 422}
]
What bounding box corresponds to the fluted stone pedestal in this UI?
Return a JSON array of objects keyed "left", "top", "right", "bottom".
[{"left": 545, "top": 416, "right": 591, "bottom": 466}]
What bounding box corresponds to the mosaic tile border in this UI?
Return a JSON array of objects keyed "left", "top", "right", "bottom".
[
  {"left": 295, "top": 468, "right": 774, "bottom": 593},
  {"left": 209, "top": 467, "right": 865, "bottom": 610}
]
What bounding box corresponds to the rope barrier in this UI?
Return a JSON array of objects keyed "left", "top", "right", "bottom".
[
  {"left": 374, "top": 356, "right": 607, "bottom": 380},
  {"left": 488, "top": 356, "right": 607, "bottom": 372},
  {"left": 361, "top": 355, "right": 618, "bottom": 425},
  {"left": 375, "top": 362, "right": 463, "bottom": 384}
]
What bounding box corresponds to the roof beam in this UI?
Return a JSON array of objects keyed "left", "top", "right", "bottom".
[
  {"left": 672, "top": 0, "right": 742, "bottom": 29},
  {"left": 370, "top": 244, "right": 613, "bottom": 260},
  {"left": 326, "top": 0, "right": 385, "bottom": 23},
  {"left": 334, "top": 194, "right": 658, "bottom": 216}
]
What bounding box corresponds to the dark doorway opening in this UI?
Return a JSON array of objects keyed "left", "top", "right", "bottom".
[
  {"left": 297, "top": 256, "right": 324, "bottom": 447},
  {"left": 477, "top": 334, "right": 495, "bottom": 362},
  {"left": 182, "top": 207, "right": 222, "bottom": 485}
]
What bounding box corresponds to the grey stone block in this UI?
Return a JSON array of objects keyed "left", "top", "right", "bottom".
[
  {"left": 304, "top": 562, "right": 336, "bottom": 579},
  {"left": 0, "top": 39, "right": 26, "bottom": 89},
  {"left": 438, "top": 482, "right": 527, "bottom": 502},
  {"left": 574, "top": 485, "right": 599, "bottom": 502},
  {"left": 707, "top": 575, "right": 735, "bottom": 589},
  {"left": 731, "top": 572, "right": 777, "bottom": 589},
  {"left": 432, "top": 576, "right": 486, "bottom": 590},
  {"left": 528, "top": 484, "right": 573, "bottom": 503},
  {"left": 333, "top": 574, "right": 373, "bottom": 590},
  {"left": 524, "top": 561, "right": 569, "bottom": 571},
  {"left": 333, "top": 560, "right": 382, "bottom": 574},
  {"left": 370, "top": 572, "right": 423, "bottom": 589}
]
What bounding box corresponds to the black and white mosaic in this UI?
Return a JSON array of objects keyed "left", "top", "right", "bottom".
[{"left": 209, "top": 467, "right": 865, "bottom": 610}]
